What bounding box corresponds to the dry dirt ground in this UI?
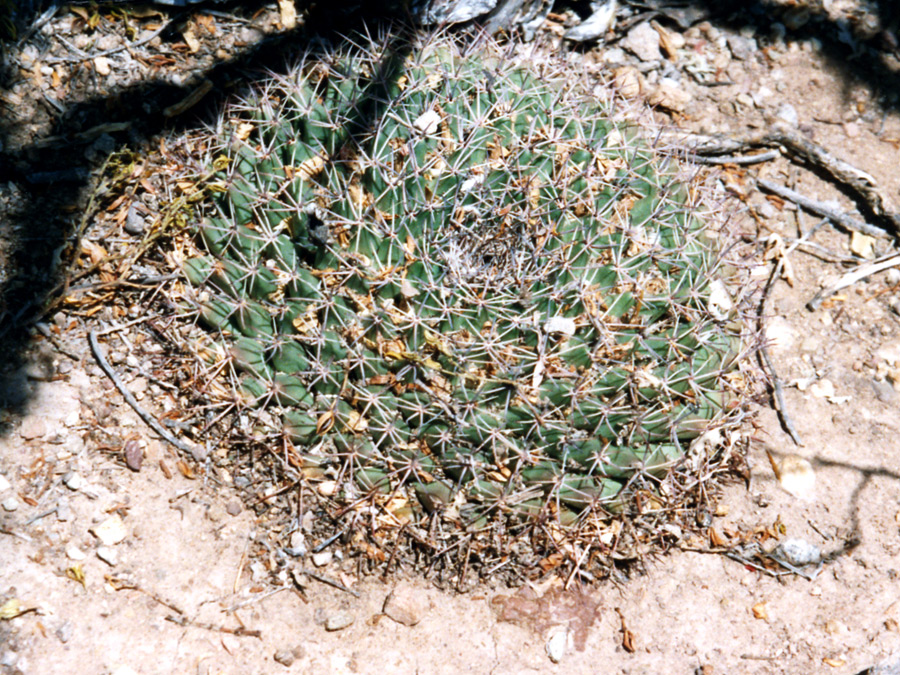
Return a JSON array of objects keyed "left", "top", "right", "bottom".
[{"left": 2, "top": 3, "right": 900, "bottom": 674}]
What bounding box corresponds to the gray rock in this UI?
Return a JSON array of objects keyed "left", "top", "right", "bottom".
[
  {"left": 564, "top": 0, "right": 617, "bottom": 43},
  {"left": 622, "top": 21, "right": 662, "bottom": 62},
  {"left": 285, "top": 531, "right": 308, "bottom": 558},
  {"left": 775, "top": 103, "right": 799, "bottom": 127},
  {"left": 124, "top": 202, "right": 145, "bottom": 235},
  {"left": 124, "top": 440, "right": 143, "bottom": 472},
  {"left": 96, "top": 546, "right": 119, "bottom": 566},
  {"left": 238, "top": 27, "right": 264, "bottom": 44},
  {"left": 19, "top": 417, "right": 47, "bottom": 440},
  {"left": 872, "top": 379, "right": 896, "bottom": 403},
  {"left": 859, "top": 662, "right": 900, "bottom": 675},
  {"left": 312, "top": 551, "right": 332, "bottom": 568},
  {"left": 753, "top": 201, "right": 777, "bottom": 219},
  {"left": 24, "top": 345, "right": 56, "bottom": 381},
  {"left": 383, "top": 585, "right": 427, "bottom": 626},
  {"left": 66, "top": 545, "right": 87, "bottom": 561},
  {"left": 324, "top": 611, "right": 355, "bottom": 632},
  {"left": 63, "top": 471, "right": 84, "bottom": 491},
  {"left": 56, "top": 621, "right": 74, "bottom": 644},
  {"left": 56, "top": 498, "right": 72, "bottom": 522},
  {"left": 545, "top": 626, "right": 571, "bottom": 664},
  {"left": 422, "top": 0, "right": 497, "bottom": 24},
  {"left": 774, "top": 538, "right": 821, "bottom": 566},
  {"left": 727, "top": 34, "right": 757, "bottom": 60},
  {"left": 273, "top": 649, "right": 295, "bottom": 667}
]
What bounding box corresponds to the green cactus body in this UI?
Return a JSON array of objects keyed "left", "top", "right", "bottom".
[{"left": 185, "top": 35, "right": 742, "bottom": 529}]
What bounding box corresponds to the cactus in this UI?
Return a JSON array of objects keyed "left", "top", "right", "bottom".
[{"left": 183, "top": 34, "right": 744, "bottom": 531}]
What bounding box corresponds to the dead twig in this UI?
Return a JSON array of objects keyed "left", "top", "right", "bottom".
[
  {"left": 89, "top": 330, "right": 204, "bottom": 459},
  {"left": 165, "top": 613, "right": 262, "bottom": 638},
  {"left": 299, "top": 569, "right": 360, "bottom": 598},
  {"left": 761, "top": 337, "right": 802, "bottom": 446},
  {"left": 47, "top": 16, "right": 181, "bottom": 65},
  {"left": 788, "top": 240, "right": 860, "bottom": 264},
  {"left": 663, "top": 124, "right": 900, "bottom": 235},
  {"left": 758, "top": 179, "right": 887, "bottom": 239},
  {"left": 758, "top": 246, "right": 804, "bottom": 447},
  {"left": 33, "top": 322, "right": 84, "bottom": 361},
  {"left": 105, "top": 575, "right": 261, "bottom": 636},
  {"left": 807, "top": 254, "right": 900, "bottom": 311},
  {"left": 693, "top": 150, "right": 780, "bottom": 165}
]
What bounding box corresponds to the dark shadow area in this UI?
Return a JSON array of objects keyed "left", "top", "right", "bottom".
[
  {"left": 760, "top": 445, "right": 900, "bottom": 568},
  {"left": 811, "top": 453, "right": 900, "bottom": 557},
  {"left": 0, "top": 0, "right": 417, "bottom": 416},
  {"left": 0, "top": 0, "right": 898, "bottom": 419}
]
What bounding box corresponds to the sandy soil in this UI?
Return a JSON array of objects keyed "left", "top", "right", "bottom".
[{"left": 2, "top": 3, "right": 900, "bottom": 674}]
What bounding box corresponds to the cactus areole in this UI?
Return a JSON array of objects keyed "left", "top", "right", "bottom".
[{"left": 184, "top": 35, "right": 744, "bottom": 554}]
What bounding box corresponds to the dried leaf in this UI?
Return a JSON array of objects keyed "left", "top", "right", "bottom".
[
  {"left": 316, "top": 410, "right": 335, "bottom": 435},
  {"left": 538, "top": 553, "right": 564, "bottom": 572},
  {"left": 615, "top": 608, "right": 636, "bottom": 653},
  {"left": 343, "top": 410, "right": 368, "bottom": 433},
  {"left": 296, "top": 154, "right": 326, "bottom": 180},
  {"left": 195, "top": 14, "right": 216, "bottom": 33},
  {"left": 0, "top": 598, "right": 22, "bottom": 620},
  {"left": 81, "top": 240, "right": 108, "bottom": 265},
  {"left": 708, "top": 527, "right": 726, "bottom": 547},
  {"left": 66, "top": 564, "right": 86, "bottom": 588},
  {"left": 278, "top": 0, "right": 297, "bottom": 29},
  {"left": 850, "top": 231, "right": 875, "bottom": 259},
  {"left": 176, "top": 460, "right": 195, "bottom": 479},
  {"left": 235, "top": 123, "right": 254, "bottom": 142},
  {"left": 182, "top": 27, "right": 201, "bottom": 53},
  {"left": 652, "top": 20, "right": 678, "bottom": 59}
]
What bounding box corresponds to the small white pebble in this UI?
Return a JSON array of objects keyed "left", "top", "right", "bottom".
[
  {"left": 545, "top": 626, "right": 570, "bottom": 663},
  {"left": 93, "top": 56, "right": 111, "bottom": 76},
  {"left": 413, "top": 110, "right": 441, "bottom": 134},
  {"left": 90, "top": 514, "right": 128, "bottom": 546},
  {"left": 312, "top": 551, "right": 333, "bottom": 567},
  {"left": 96, "top": 546, "right": 119, "bottom": 566},
  {"left": 66, "top": 545, "right": 86, "bottom": 561},
  {"left": 63, "top": 472, "right": 83, "bottom": 491},
  {"left": 543, "top": 316, "right": 576, "bottom": 337}
]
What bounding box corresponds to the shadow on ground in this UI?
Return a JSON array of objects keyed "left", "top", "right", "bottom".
[{"left": 0, "top": 0, "right": 417, "bottom": 416}]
